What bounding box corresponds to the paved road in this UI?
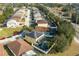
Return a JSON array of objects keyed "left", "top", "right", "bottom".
[
  {"left": 76, "top": 32, "right": 79, "bottom": 40},
  {"left": 72, "top": 23, "right": 79, "bottom": 43}
]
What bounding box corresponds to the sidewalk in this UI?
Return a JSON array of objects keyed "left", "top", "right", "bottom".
[{"left": 74, "top": 36, "right": 79, "bottom": 44}]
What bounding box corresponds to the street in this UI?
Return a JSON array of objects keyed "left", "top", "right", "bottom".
[{"left": 72, "top": 23, "right": 79, "bottom": 43}]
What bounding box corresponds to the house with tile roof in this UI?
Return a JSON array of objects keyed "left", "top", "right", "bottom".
[
  {"left": 7, "top": 7, "right": 26, "bottom": 28},
  {"left": 0, "top": 44, "right": 7, "bottom": 56},
  {"left": 32, "top": 8, "right": 50, "bottom": 32},
  {"left": 32, "top": 7, "right": 43, "bottom": 21},
  {"left": 7, "top": 40, "right": 33, "bottom": 56},
  {"left": 35, "top": 20, "right": 50, "bottom": 33},
  {"left": 36, "top": 24, "right": 57, "bottom": 37}
]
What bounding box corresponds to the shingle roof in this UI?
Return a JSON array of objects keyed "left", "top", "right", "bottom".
[
  {"left": 0, "top": 44, "right": 6, "bottom": 56},
  {"left": 27, "top": 31, "right": 43, "bottom": 39},
  {"left": 7, "top": 40, "right": 32, "bottom": 56}
]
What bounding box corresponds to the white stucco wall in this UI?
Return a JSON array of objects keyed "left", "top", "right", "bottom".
[
  {"left": 25, "top": 9, "right": 31, "bottom": 27},
  {"left": 7, "top": 19, "right": 19, "bottom": 28},
  {"left": 38, "top": 24, "right": 49, "bottom": 27}
]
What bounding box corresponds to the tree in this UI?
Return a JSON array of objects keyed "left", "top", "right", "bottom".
[
  {"left": 4, "top": 5, "right": 13, "bottom": 18},
  {"left": 53, "top": 34, "right": 67, "bottom": 52},
  {"left": 0, "top": 15, "right": 6, "bottom": 23},
  {"left": 53, "top": 21, "right": 75, "bottom": 53},
  {"left": 0, "top": 4, "right": 14, "bottom": 24}
]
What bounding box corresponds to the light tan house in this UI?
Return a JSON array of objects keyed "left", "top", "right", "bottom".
[{"left": 37, "top": 20, "right": 49, "bottom": 27}]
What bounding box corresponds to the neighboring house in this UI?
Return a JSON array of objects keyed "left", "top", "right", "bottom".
[
  {"left": 35, "top": 20, "right": 49, "bottom": 32},
  {"left": 36, "top": 20, "right": 49, "bottom": 27},
  {"left": 7, "top": 7, "right": 32, "bottom": 28},
  {"left": 49, "top": 7, "right": 72, "bottom": 20},
  {"left": 7, "top": 40, "right": 35, "bottom": 56},
  {"left": 0, "top": 44, "right": 7, "bottom": 56},
  {"left": 32, "top": 7, "right": 43, "bottom": 21},
  {"left": 7, "top": 7, "right": 26, "bottom": 28},
  {"left": 32, "top": 8, "right": 50, "bottom": 32}
]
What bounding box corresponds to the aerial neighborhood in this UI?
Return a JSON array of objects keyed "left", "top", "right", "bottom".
[{"left": 0, "top": 3, "right": 79, "bottom": 56}]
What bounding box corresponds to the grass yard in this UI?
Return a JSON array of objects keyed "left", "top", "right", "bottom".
[
  {"left": 0, "top": 27, "right": 22, "bottom": 38},
  {"left": 38, "top": 40, "right": 79, "bottom": 56}
]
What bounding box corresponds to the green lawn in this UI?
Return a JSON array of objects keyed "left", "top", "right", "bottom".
[{"left": 0, "top": 27, "right": 22, "bottom": 37}]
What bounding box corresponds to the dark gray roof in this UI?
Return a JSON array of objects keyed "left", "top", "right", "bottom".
[{"left": 27, "top": 31, "right": 43, "bottom": 39}]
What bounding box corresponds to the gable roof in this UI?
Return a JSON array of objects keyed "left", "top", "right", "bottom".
[{"left": 7, "top": 40, "right": 32, "bottom": 56}]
